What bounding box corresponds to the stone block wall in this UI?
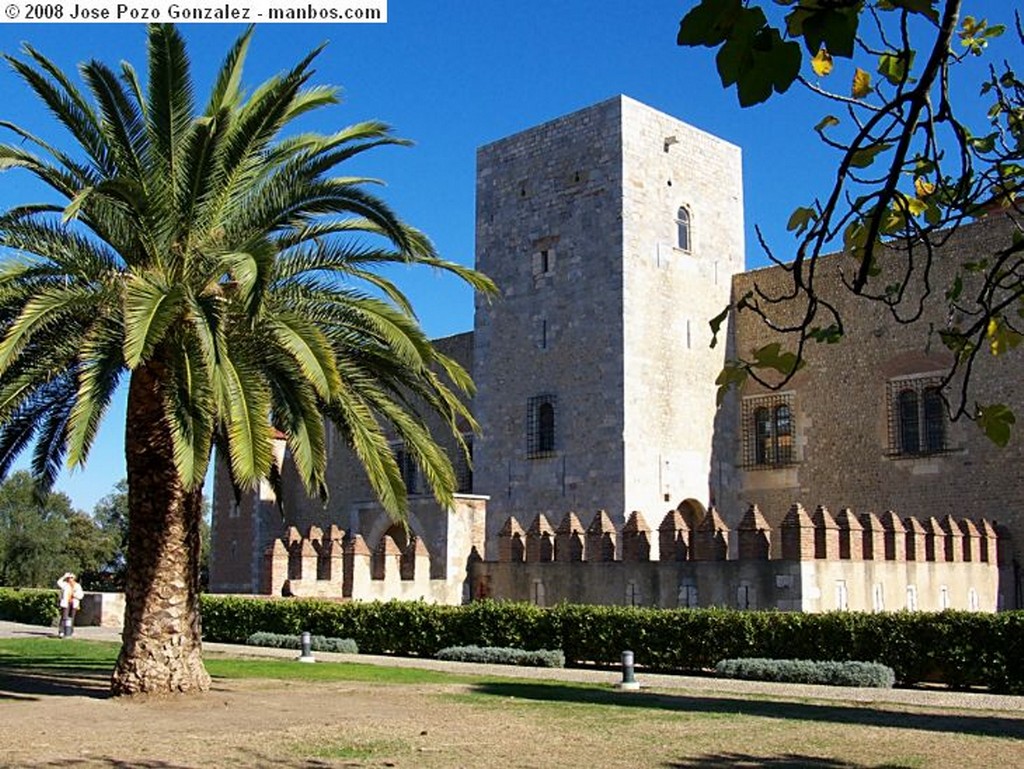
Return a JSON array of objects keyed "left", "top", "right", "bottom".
[
  {"left": 472, "top": 504, "right": 1005, "bottom": 612},
  {"left": 716, "top": 216, "right": 1024, "bottom": 607}
]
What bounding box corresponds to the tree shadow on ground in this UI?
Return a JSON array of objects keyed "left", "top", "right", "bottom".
[
  {"left": 665, "top": 754, "right": 912, "bottom": 768},
  {"left": 27, "top": 753, "right": 344, "bottom": 769},
  {"left": 469, "top": 682, "right": 1024, "bottom": 740},
  {"left": 0, "top": 669, "right": 112, "bottom": 700}
]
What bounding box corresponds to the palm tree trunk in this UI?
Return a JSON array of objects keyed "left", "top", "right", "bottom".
[{"left": 111, "top": 362, "right": 211, "bottom": 695}]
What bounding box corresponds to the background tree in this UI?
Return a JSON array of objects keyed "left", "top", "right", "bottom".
[
  {"left": 91, "top": 479, "right": 129, "bottom": 589},
  {"left": 680, "top": 0, "right": 1023, "bottom": 443},
  {"left": 0, "top": 470, "right": 112, "bottom": 587},
  {"left": 0, "top": 25, "right": 493, "bottom": 695}
]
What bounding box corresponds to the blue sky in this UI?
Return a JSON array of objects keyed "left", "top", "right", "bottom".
[{"left": 0, "top": 2, "right": 1013, "bottom": 512}]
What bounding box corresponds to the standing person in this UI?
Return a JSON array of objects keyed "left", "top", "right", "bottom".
[{"left": 56, "top": 573, "right": 84, "bottom": 638}]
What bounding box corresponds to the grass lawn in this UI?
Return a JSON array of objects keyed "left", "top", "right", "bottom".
[{"left": 2, "top": 637, "right": 1023, "bottom": 768}]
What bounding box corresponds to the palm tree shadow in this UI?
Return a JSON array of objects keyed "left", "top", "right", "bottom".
[
  {"left": 0, "top": 669, "right": 112, "bottom": 700},
  {"left": 665, "top": 754, "right": 910, "bottom": 768},
  {"left": 469, "top": 682, "right": 1024, "bottom": 740}
]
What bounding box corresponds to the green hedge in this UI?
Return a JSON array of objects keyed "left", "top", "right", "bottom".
[
  {"left": 0, "top": 587, "right": 59, "bottom": 625},
  {"left": 198, "top": 596, "right": 1024, "bottom": 693},
  {"left": 716, "top": 658, "right": 895, "bottom": 688},
  {"left": 436, "top": 645, "right": 565, "bottom": 668}
]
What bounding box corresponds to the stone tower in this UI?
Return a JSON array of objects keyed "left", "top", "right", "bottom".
[{"left": 473, "top": 95, "right": 745, "bottom": 556}]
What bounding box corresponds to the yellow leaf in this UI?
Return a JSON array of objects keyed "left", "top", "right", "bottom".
[
  {"left": 811, "top": 48, "right": 833, "bottom": 77},
  {"left": 852, "top": 68, "right": 872, "bottom": 98},
  {"left": 914, "top": 178, "right": 935, "bottom": 198},
  {"left": 906, "top": 197, "right": 928, "bottom": 217}
]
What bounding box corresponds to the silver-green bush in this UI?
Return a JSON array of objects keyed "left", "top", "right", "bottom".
[
  {"left": 246, "top": 631, "right": 358, "bottom": 655},
  {"left": 715, "top": 657, "right": 895, "bottom": 688},
  {"left": 436, "top": 644, "right": 565, "bottom": 668}
]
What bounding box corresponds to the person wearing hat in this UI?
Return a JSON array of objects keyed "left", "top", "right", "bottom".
[{"left": 56, "top": 573, "right": 84, "bottom": 638}]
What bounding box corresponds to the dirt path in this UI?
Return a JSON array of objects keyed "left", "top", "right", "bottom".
[{"left": 4, "top": 662, "right": 1024, "bottom": 769}]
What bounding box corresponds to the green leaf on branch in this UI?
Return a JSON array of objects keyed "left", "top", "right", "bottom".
[
  {"left": 786, "top": 3, "right": 860, "bottom": 57},
  {"left": 751, "top": 342, "right": 805, "bottom": 377},
  {"left": 678, "top": 0, "right": 744, "bottom": 48},
  {"left": 968, "top": 133, "right": 997, "bottom": 153},
  {"left": 717, "top": 19, "right": 802, "bottom": 106},
  {"left": 938, "top": 329, "right": 974, "bottom": 361},
  {"left": 787, "top": 205, "right": 818, "bottom": 235},
  {"left": 976, "top": 403, "right": 1016, "bottom": 447},
  {"left": 715, "top": 363, "right": 749, "bottom": 407},
  {"left": 815, "top": 114, "right": 840, "bottom": 132},
  {"left": 680, "top": 1, "right": 800, "bottom": 107},
  {"left": 945, "top": 275, "right": 963, "bottom": 302},
  {"left": 808, "top": 324, "right": 843, "bottom": 344},
  {"left": 880, "top": 0, "right": 940, "bottom": 24},
  {"left": 877, "top": 50, "right": 915, "bottom": 85},
  {"left": 709, "top": 305, "right": 730, "bottom": 349},
  {"left": 849, "top": 141, "right": 891, "bottom": 168}
]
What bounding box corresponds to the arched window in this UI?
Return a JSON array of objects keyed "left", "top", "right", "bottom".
[
  {"left": 747, "top": 396, "right": 796, "bottom": 467},
  {"left": 774, "top": 404, "right": 793, "bottom": 464},
  {"left": 754, "top": 407, "right": 771, "bottom": 465},
  {"left": 527, "top": 394, "right": 558, "bottom": 457},
  {"left": 676, "top": 206, "right": 691, "bottom": 251},
  {"left": 538, "top": 402, "right": 555, "bottom": 453},
  {"left": 922, "top": 387, "right": 945, "bottom": 452},
  {"left": 898, "top": 389, "right": 920, "bottom": 454},
  {"left": 887, "top": 376, "right": 948, "bottom": 456}
]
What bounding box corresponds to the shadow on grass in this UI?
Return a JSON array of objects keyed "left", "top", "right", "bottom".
[
  {"left": 469, "top": 682, "right": 1024, "bottom": 740},
  {"left": 664, "top": 754, "right": 911, "bottom": 768},
  {"left": 25, "top": 751, "right": 343, "bottom": 768},
  {"left": 0, "top": 669, "right": 112, "bottom": 700}
]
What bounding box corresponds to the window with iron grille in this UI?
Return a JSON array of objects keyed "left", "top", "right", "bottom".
[
  {"left": 742, "top": 393, "right": 796, "bottom": 468},
  {"left": 887, "top": 376, "right": 947, "bottom": 456},
  {"left": 393, "top": 444, "right": 420, "bottom": 494},
  {"left": 527, "top": 394, "right": 557, "bottom": 458},
  {"left": 454, "top": 439, "right": 473, "bottom": 493}
]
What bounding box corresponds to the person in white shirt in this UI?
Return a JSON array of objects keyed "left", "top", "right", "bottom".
[{"left": 56, "top": 573, "right": 84, "bottom": 638}]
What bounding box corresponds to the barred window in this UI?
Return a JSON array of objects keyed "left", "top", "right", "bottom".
[
  {"left": 887, "top": 377, "right": 947, "bottom": 456},
  {"left": 455, "top": 439, "right": 473, "bottom": 494},
  {"left": 393, "top": 444, "right": 420, "bottom": 495},
  {"left": 743, "top": 393, "right": 796, "bottom": 468},
  {"left": 527, "top": 394, "right": 557, "bottom": 458},
  {"left": 676, "top": 206, "right": 691, "bottom": 252}
]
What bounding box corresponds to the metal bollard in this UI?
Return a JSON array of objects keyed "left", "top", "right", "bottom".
[
  {"left": 297, "top": 630, "right": 315, "bottom": 663},
  {"left": 616, "top": 649, "right": 640, "bottom": 690}
]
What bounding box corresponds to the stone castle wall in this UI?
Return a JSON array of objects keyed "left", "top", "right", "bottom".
[
  {"left": 716, "top": 215, "right": 1024, "bottom": 588},
  {"left": 471, "top": 504, "right": 1007, "bottom": 612},
  {"left": 472, "top": 96, "right": 628, "bottom": 553},
  {"left": 619, "top": 96, "right": 744, "bottom": 519}
]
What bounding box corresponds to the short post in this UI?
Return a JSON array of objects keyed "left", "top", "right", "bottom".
[
  {"left": 297, "top": 631, "right": 315, "bottom": 663},
  {"left": 615, "top": 650, "right": 640, "bottom": 691}
]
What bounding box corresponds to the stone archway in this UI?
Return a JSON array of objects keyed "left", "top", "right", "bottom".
[{"left": 677, "top": 498, "right": 707, "bottom": 530}]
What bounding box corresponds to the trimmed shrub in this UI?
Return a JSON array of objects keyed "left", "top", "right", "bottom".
[
  {"left": 0, "top": 587, "right": 59, "bottom": 625},
  {"left": 246, "top": 631, "right": 358, "bottom": 654},
  {"left": 716, "top": 658, "right": 895, "bottom": 688},
  {"left": 436, "top": 645, "right": 565, "bottom": 668},
  {"left": 199, "top": 595, "right": 1024, "bottom": 693}
]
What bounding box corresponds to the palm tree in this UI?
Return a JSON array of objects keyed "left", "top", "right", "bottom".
[{"left": 0, "top": 25, "right": 493, "bottom": 695}]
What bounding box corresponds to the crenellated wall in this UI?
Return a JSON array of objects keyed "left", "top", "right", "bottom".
[
  {"left": 470, "top": 504, "right": 1009, "bottom": 612},
  {"left": 261, "top": 515, "right": 484, "bottom": 605}
]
